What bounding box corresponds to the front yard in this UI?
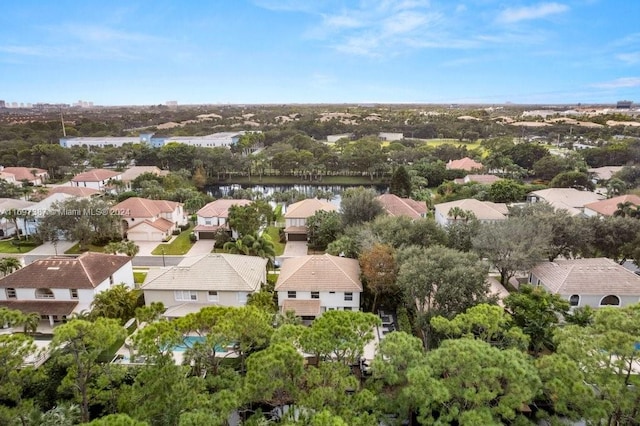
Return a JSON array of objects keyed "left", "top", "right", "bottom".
[
  {"left": 64, "top": 243, "right": 106, "bottom": 254},
  {"left": 0, "top": 238, "right": 41, "bottom": 254},
  {"left": 151, "top": 226, "right": 194, "bottom": 255}
]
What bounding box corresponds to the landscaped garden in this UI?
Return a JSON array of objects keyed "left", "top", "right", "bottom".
[
  {"left": 151, "top": 225, "right": 194, "bottom": 255},
  {"left": 0, "top": 237, "right": 41, "bottom": 254}
]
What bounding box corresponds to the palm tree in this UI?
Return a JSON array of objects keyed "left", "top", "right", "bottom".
[
  {"left": 22, "top": 312, "right": 40, "bottom": 335},
  {"left": 120, "top": 240, "right": 140, "bottom": 257},
  {"left": 223, "top": 233, "right": 276, "bottom": 267},
  {"left": 103, "top": 241, "right": 122, "bottom": 255},
  {"left": 1, "top": 209, "right": 22, "bottom": 240},
  {"left": 448, "top": 206, "right": 465, "bottom": 221},
  {"left": 614, "top": 201, "right": 635, "bottom": 218},
  {"left": 0, "top": 257, "right": 22, "bottom": 276}
]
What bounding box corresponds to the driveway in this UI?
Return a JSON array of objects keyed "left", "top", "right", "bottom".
[
  {"left": 282, "top": 241, "right": 308, "bottom": 257},
  {"left": 186, "top": 239, "right": 215, "bottom": 256},
  {"left": 135, "top": 241, "right": 160, "bottom": 256}
]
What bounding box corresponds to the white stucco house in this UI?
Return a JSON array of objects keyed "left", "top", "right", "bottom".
[
  {"left": 141, "top": 253, "right": 267, "bottom": 318},
  {"left": 0, "top": 198, "right": 35, "bottom": 237},
  {"left": 528, "top": 258, "right": 640, "bottom": 309},
  {"left": 18, "top": 193, "right": 75, "bottom": 237},
  {"left": 275, "top": 254, "right": 362, "bottom": 322},
  {"left": 110, "top": 197, "right": 187, "bottom": 242},
  {"left": 0, "top": 167, "right": 48, "bottom": 186},
  {"left": 0, "top": 253, "right": 134, "bottom": 327},
  {"left": 71, "top": 169, "right": 122, "bottom": 190},
  {"left": 193, "top": 199, "right": 252, "bottom": 240},
  {"left": 527, "top": 188, "right": 605, "bottom": 216},
  {"left": 284, "top": 198, "right": 337, "bottom": 241},
  {"left": 434, "top": 198, "right": 509, "bottom": 226}
]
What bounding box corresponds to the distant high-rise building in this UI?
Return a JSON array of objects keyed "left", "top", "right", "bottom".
[{"left": 617, "top": 100, "right": 633, "bottom": 109}]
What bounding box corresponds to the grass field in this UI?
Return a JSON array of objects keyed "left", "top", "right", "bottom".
[
  {"left": 265, "top": 226, "right": 285, "bottom": 256},
  {"left": 151, "top": 226, "right": 194, "bottom": 255},
  {"left": 0, "top": 239, "right": 40, "bottom": 254}
]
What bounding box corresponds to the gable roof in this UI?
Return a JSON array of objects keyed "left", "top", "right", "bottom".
[
  {"left": 128, "top": 217, "right": 174, "bottom": 232},
  {"left": 584, "top": 194, "right": 640, "bottom": 217},
  {"left": 0, "top": 198, "right": 34, "bottom": 211},
  {"left": 531, "top": 258, "right": 640, "bottom": 296},
  {"left": 435, "top": 198, "right": 508, "bottom": 221},
  {"left": 197, "top": 199, "right": 252, "bottom": 218},
  {"left": 0, "top": 167, "right": 48, "bottom": 182},
  {"left": 529, "top": 188, "right": 605, "bottom": 215},
  {"left": 446, "top": 157, "right": 484, "bottom": 171},
  {"left": 377, "top": 193, "right": 427, "bottom": 219},
  {"left": 120, "top": 166, "right": 169, "bottom": 182},
  {"left": 71, "top": 169, "right": 121, "bottom": 182},
  {"left": 284, "top": 198, "right": 337, "bottom": 219},
  {"left": 142, "top": 253, "right": 267, "bottom": 292},
  {"left": 587, "top": 166, "right": 623, "bottom": 181},
  {"left": 0, "top": 252, "right": 131, "bottom": 290},
  {"left": 111, "top": 197, "right": 180, "bottom": 218},
  {"left": 275, "top": 254, "right": 362, "bottom": 292}
]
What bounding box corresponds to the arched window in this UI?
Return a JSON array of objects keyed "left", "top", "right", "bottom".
[
  {"left": 569, "top": 294, "right": 580, "bottom": 307},
  {"left": 35, "top": 288, "right": 54, "bottom": 299},
  {"left": 600, "top": 295, "right": 620, "bottom": 306}
]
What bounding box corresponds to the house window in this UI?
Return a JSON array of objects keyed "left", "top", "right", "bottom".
[
  {"left": 208, "top": 291, "right": 218, "bottom": 302},
  {"left": 329, "top": 291, "right": 335, "bottom": 294},
  {"left": 569, "top": 294, "right": 579, "bottom": 307},
  {"left": 237, "top": 292, "right": 248, "bottom": 305},
  {"left": 205, "top": 218, "right": 212, "bottom": 226},
  {"left": 109, "top": 275, "right": 114, "bottom": 285},
  {"left": 344, "top": 292, "right": 353, "bottom": 301},
  {"left": 70, "top": 289, "right": 79, "bottom": 299},
  {"left": 35, "top": 288, "right": 55, "bottom": 299},
  {"left": 175, "top": 290, "right": 198, "bottom": 301},
  {"left": 6, "top": 288, "right": 16, "bottom": 299},
  {"left": 287, "top": 291, "right": 296, "bottom": 299},
  {"left": 600, "top": 295, "right": 620, "bottom": 306},
  {"left": 311, "top": 291, "right": 319, "bottom": 299}
]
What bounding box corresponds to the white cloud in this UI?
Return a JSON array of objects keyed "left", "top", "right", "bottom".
[
  {"left": 592, "top": 77, "right": 640, "bottom": 89},
  {"left": 497, "top": 2, "right": 569, "bottom": 23},
  {"left": 617, "top": 52, "right": 640, "bottom": 64}
]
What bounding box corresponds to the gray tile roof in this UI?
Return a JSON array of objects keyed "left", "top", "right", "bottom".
[
  {"left": 142, "top": 253, "right": 267, "bottom": 292},
  {"left": 531, "top": 258, "right": 640, "bottom": 296}
]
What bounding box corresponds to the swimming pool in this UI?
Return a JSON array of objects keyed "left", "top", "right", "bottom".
[{"left": 173, "top": 336, "right": 228, "bottom": 353}]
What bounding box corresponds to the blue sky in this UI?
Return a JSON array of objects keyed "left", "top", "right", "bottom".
[{"left": 1, "top": 0, "right": 639, "bottom": 105}]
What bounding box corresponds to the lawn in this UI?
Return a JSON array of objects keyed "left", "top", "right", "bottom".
[
  {"left": 64, "top": 243, "right": 106, "bottom": 254},
  {"left": 0, "top": 238, "right": 40, "bottom": 254},
  {"left": 151, "top": 226, "right": 194, "bottom": 255},
  {"left": 265, "top": 226, "right": 284, "bottom": 256},
  {"left": 133, "top": 272, "right": 147, "bottom": 284}
]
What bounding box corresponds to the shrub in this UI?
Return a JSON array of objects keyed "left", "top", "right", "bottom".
[
  {"left": 172, "top": 229, "right": 181, "bottom": 236},
  {"left": 189, "top": 233, "right": 197, "bottom": 243}
]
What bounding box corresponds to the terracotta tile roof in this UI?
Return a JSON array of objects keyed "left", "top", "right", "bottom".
[
  {"left": 584, "top": 194, "right": 640, "bottom": 217},
  {"left": 197, "top": 199, "right": 252, "bottom": 218},
  {"left": 129, "top": 217, "right": 174, "bottom": 232},
  {"left": 1, "top": 167, "right": 48, "bottom": 182},
  {"left": 284, "top": 198, "right": 337, "bottom": 219},
  {"left": 435, "top": 199, "right": 508, "bottom": 221},
  {"left": 142, "top": 253, "right": 267, "bottom": 292},
  {"left": 120, "top": 166, "right": 169, "bottom": 182},
  {"left": 111, "top": 197, "right": 180, "bottom": 218},
  {"left": 284, "top": 226, "right": 307, "bottom": 234},
  {"left": 193, "top": 224, "right": 223, "bottom": 232},
  {"left": 0, "top": 300, "right": 78, "bottom": 316},
  {"left": 48, "top": 186, "right": 101, "bottom": 197},
  {"left": 281, "top": 299, "right": 321, "bottom": 316},
  {"left": 71, "top": 169, "right": 121, "bottom": 182},
  {"left": 0, "top": 252, "right": 131, "bottom": 290},
  {"left": 377, "top": 193, "right": 427, "bottom": 219},
  {"left": 275, "top": 254, "right": 362, "bottom": 292},
  {"left": 531, "top": 258, "right": 640, "bottom": 296},
  {"left": 446, "top": 157, "right": 484, "bottom": 171}
]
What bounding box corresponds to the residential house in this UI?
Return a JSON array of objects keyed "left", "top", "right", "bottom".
[
  {"left": 527, "top": 188, "right": 605, "bottom": 216},
  {"left": 47, "top": 186, "right": 101, "bottom": 198},
  {"left": 18, "top": 193, "right": 75, "bottom": 237},
  {"left": 141, "top": 253, "right": 267, "bottom": 318},
  {"left": 0, "top": 167, "right": 48, "bottom": 186},
  {"left": 284, "top": 198, "right": 337, "bottom": 241},
  {"left": 326, "top": 133, "right": 353, "bottom": 143},
  {"left": 376, "top": 193, "right": 427, "bottom": 219},
  {"left": 378, "top": 132, "right": 404, "bottom": 141},
  {"left": 0, "top": 252, "right": 134, "bottom": 327},
  {"left": 70, "top": 169, "right": 122, "bottom": 190},
  {"left": 434, "top": 198, "right": 508, "bottom": 226},
  {"left": 275, "top": 254, "right": 362, "bottom": 322},
  {"left": 583, "top": 194, "right": 640, "bottom": 218},
  {"left": 453, "top": 174, "right": 502, "bottom": 185},
  {"left": 111, "top": 197, "right": 187, "bottom": 242},
  {"left": 587, "top": 166, "right": 623, "bottom": 182},
  {"left": 446, "top": 157, "right": 484, "bottom": 172},
  {"left": 528, "top": 258, "right": 640, "bottom": 309},
  {"left": 194, "top": 199, "right": 252, "bottom": 240},
  {"left": 120, "top": 166, "right": 169, "bottom": 190},
  {"left": 0, "top": 198, "right": 34, "bottom": 237}
]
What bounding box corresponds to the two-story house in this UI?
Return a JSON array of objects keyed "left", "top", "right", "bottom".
[
  {"left": 0, "top": 252, "right": 134, "bottom": 328},
  {"left": 528, "top": 258, "right": 640, "bottom": 309},
  {"left": 0, "top": 166, "right": 49, "bottom": 186},
  {"left": 275, "top": 254, "right": 362, "bottom": 323},
  {"left": 111, "top": 197, "right": 187, "bottom": 242},
  {"left": 141, "top": 253, "right": 267, "bottom": 318},
  {"left": 71, "top": 169, "right": 122, "bottom": 191},
  {"left": 194, "top": 199, "right": 252, "bottom": 240},
  {"left": 284, "top": 198, "right": 337, "bottom": 241}
]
